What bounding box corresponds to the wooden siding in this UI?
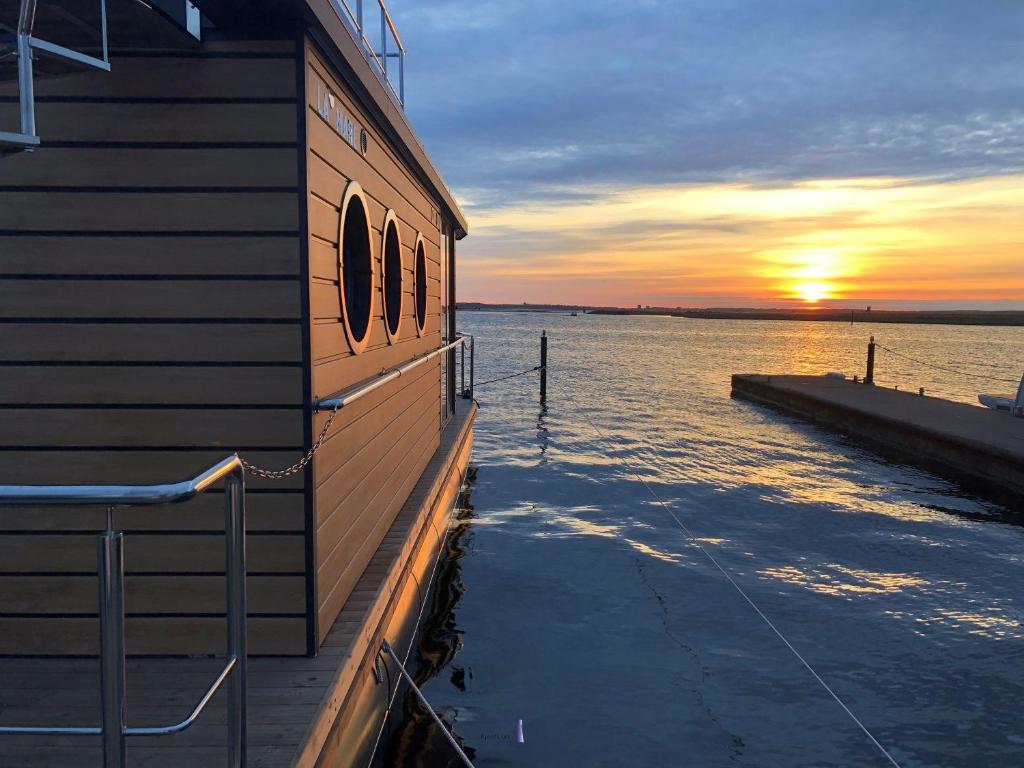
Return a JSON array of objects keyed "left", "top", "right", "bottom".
[
  {"left": 0, "top": 39, "right": 307, "bottom": 654},
  {"left": 304, "top": 40, "right": 446, "bottom": 643}
]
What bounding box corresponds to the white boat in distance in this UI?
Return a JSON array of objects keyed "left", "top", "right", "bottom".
[{"left": 979, "top": 373, "right": 1024, "bottom": 416}]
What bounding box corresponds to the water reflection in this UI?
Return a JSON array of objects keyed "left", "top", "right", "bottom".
[
  {"left": 381, "top": 476, "right": 476, "bottom": 768},
  {"left": 758, "top": 563, "right": 927, "bottom": 595},
  {"left": 535, "top": 404, "right": 549, "bottom": 462},
  {"left": 391, "top": 313, "right": 1024, "bottom": 767}
]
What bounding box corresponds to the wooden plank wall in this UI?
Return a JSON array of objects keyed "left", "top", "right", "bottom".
[
  {"left": 304, "top": 40, "right": 445, "bottom": 644},
  {"left": 0, "top": 39, "right": 309, "bottom": 654}
]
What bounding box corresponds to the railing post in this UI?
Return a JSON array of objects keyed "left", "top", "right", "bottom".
[
  {"left": 16, "top": 41, "right": 35, "bottom": 138},
  {"left": 469, "top": 336, "right": 475, "bottom": 400},
  {"left": 225, "top": 471, "right": 248, "bottom": 768},
  {"left": 460, "top": 341, "right": 466, "bottom": 398},
  {"left": 380, "top": 7, "right": 387, "bottom": 77},
  {"left": 17, "top": 1, "right": 37, "bottom": 138},
  {"left": 99, "top": 0, "right": 108, "bottom": 63},
  {"left": 98, "top": 528, "right": 126, "bottom": 768},
  {"left": 865, "top": 336, "right": 876, "bottom": 386},
  {"left": 540, "top": 331, "right": 547, "bottom": 403}
]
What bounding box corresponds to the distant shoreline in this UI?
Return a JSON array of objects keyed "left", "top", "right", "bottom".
[{"left": 457, "top": 303, "right": 1024, "bottom": 327}]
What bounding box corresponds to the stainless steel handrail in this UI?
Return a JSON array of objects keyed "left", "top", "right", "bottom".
[
  {"left": 0, "top": 457, "right": 248, "bottom": 768},
  {"left": 0, "top": 454, "right": 242, "bottom": 506},
  {"left": 315, "top": 336, "right": 469, "bottom": 411}
]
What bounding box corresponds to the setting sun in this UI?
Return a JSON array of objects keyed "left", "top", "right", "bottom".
[{"left": 792, "top": 282, "right": 835, "bottom": 304}]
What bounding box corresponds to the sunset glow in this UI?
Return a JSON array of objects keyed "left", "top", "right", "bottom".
[{"left": 457, "top": 174, "right": 1024, "bottom": 308}]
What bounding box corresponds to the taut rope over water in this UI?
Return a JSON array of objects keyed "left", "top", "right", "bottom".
[{"left": 560, "top": 382, "right": 903, "bottom": 768}]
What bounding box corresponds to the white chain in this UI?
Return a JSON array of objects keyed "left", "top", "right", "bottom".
[{"left": 239, "top": 405, "right": 340, "bottom": 479}]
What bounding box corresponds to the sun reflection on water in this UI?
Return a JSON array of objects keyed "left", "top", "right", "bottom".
[{"left": 757, "top": 562, "right": 927, "bottom": 596}]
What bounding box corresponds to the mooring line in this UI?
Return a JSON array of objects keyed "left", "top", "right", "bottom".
[
  {"left": 474, "top": 364, "right": 545, "bottom": 389},
  {"left": 366, "top": 469, "right": 474, "bottom": 767},
  {"left": 877, "top": 344, "right": 1019, "bottom": 385},
  {"left": 381, "top": 639, "right": 477, "bottom": 768},
  {"left": 560, "top": 384, "right": 903, "bottom": 768}
]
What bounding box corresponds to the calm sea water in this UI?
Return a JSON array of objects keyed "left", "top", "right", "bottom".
[{"left": 387, "top": 313, "right": 1024, "bottom": 768}]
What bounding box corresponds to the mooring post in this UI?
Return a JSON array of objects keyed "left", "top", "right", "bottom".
[
  {"left": 865, "top": 336, "right": 876, "bottom": 385},
  {"left": 540, "top": 331, "right": 547, "bottom": 403}
]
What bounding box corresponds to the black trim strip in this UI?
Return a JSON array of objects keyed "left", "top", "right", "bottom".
[
  {"left": 109, "top": 51, "right": 298, "bottom": 60},
  {"left": 0, "top": 446, "right": 305, "bottom": 452},
  {"left": 0, "top": 230, "right": 300, "bottom": 238},
  {"left": 0, "top": 96, "right": 298, "bottom": 105},
  {"left": 0, "top": 618, "right": 307, "bottom": 622},
  {"left": 0, "top": 404, "right": 303, "bottom": 410},
  {"left": 0, "top": 321, "right": 299, "bottom": 327},
  {"left": 0, "top": 187, "right": 299, "bottom": 194},
  {"left": 0, "top": 571, "right": 300, "bottom": 577},
  {"left": 0, "top": 487, "right": 301, "bottom": 495},
  {"left": 0, "top": 273, "right": 298, "bottom": 281},
  {"left": 41, "top": 141, "right": 298, "bottom": 149},
  {"left": 295, "top": 31, "right": 319, "bottom": 657},
  {"left": 0, "top": 318, "right": 301, "bottom": 324},
  {"left": 0, "top": 530, "right": 304, "bottom": 537},
  {"left": 0, "top": 362, "right": 300, "bottom": 368}
]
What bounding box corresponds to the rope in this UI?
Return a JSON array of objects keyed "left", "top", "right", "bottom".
[
  {"left": 381, "top": 639, "right": 476, "bottom": 768},
  {"left": 877, "top": 345, "right": 1019, "bottom": 385},
  {"left": 560, "top": 383, "right": 902, "bottom": 768},
  {"left": 366, "top": 468, "right": 472, "bottom": 762},
  {"left": 474, "top": 365, "right": 545, "bottom": 388}
]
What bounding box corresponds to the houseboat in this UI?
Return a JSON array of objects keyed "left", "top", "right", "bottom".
[{"left": 0, "top": 0, "right": 475, "bottom": 765}]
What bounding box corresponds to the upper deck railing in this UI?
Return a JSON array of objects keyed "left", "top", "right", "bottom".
[
  {"left": 329, "top": 0, "right": 406, "bottom": 107},
  {"left": 1, "top": 0, "right": 112, "bottom": 152}
]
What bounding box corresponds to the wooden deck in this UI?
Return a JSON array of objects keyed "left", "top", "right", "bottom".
[{"left": 0, "top": 404, "right": 476, "bottom": 767}]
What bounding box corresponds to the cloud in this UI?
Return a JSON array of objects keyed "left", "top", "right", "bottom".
[
  {"left": 394, "top": 0, "right": 1024, "bottom": 306},
  {"left": 400, "top": 1, "right": 1024, "bottom": 207}
]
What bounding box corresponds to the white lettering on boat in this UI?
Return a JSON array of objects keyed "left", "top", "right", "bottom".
[{"left": 316, "top": 82, "right": 358, "bottom": 150}]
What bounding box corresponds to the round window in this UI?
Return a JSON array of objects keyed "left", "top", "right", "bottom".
[
  {"left": 381, "top": 211, "right": 403, "bottom": 342},
  {"left": 338, "top": 182, "right": 374, "bottom": 353},
  {"left": 414, "top": 235, "right": 428, "bottom": 336}
]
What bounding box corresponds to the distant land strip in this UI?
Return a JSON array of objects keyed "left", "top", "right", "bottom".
[{"left": 457, "top": 303, "right": 1024, "bottom": 327}]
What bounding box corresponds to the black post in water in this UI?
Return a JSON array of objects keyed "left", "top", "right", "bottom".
[
  {"left": 540, "top": 331, "right": 548, "bottom": 403},
  {"left": 865, "top": 336, "right": 876, "bottom": 385}
]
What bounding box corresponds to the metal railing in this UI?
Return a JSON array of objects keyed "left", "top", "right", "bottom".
[
  {"left": 458, "top": 333, "right": 475, "bottom": 400},
  {"left": 1, "top": 0, "right": 112, "bottom": 151},
  {"left": 0, "top": 456, "right": 248, "bottom": 768},
  {"left": 315, "top": 335, "right": 473, "bottom": 412},
  {"left": 329, "top": 0, "right": 406, "bottom": 106}
]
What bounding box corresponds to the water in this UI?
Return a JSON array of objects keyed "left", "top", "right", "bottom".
[{"left": 388, "top": 313, "right": 1024, "bottom": 767}]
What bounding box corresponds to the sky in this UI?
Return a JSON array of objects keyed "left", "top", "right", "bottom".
[{"left": 399, "top": 0, "right": 1024, "bottom": 309}]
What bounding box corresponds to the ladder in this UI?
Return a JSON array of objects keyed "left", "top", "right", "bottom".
[{"left": 0, "top": 0, "right": 110, "bottom": 153}]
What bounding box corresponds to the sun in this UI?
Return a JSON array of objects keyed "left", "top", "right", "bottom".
[
  {"left": 758, "top": 246, "right": 848, "bottom": 306},
  {"left": 792, "top": 281, "right": 834, "bottom": 304}
]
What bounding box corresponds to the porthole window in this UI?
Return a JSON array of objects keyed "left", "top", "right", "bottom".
[
  {"left": 338, "top": 182, "right": 374, "bottom": 354},
  {"left": 414, "top": 234, "right": 428, "bottom": 336},
  {"left": 381, "top": 210, "right": 403, "bottom": 343}
]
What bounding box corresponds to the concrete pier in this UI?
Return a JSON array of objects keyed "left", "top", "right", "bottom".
[{"left": 731, "top": 374, "right": 1024, "bottom": 509}]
